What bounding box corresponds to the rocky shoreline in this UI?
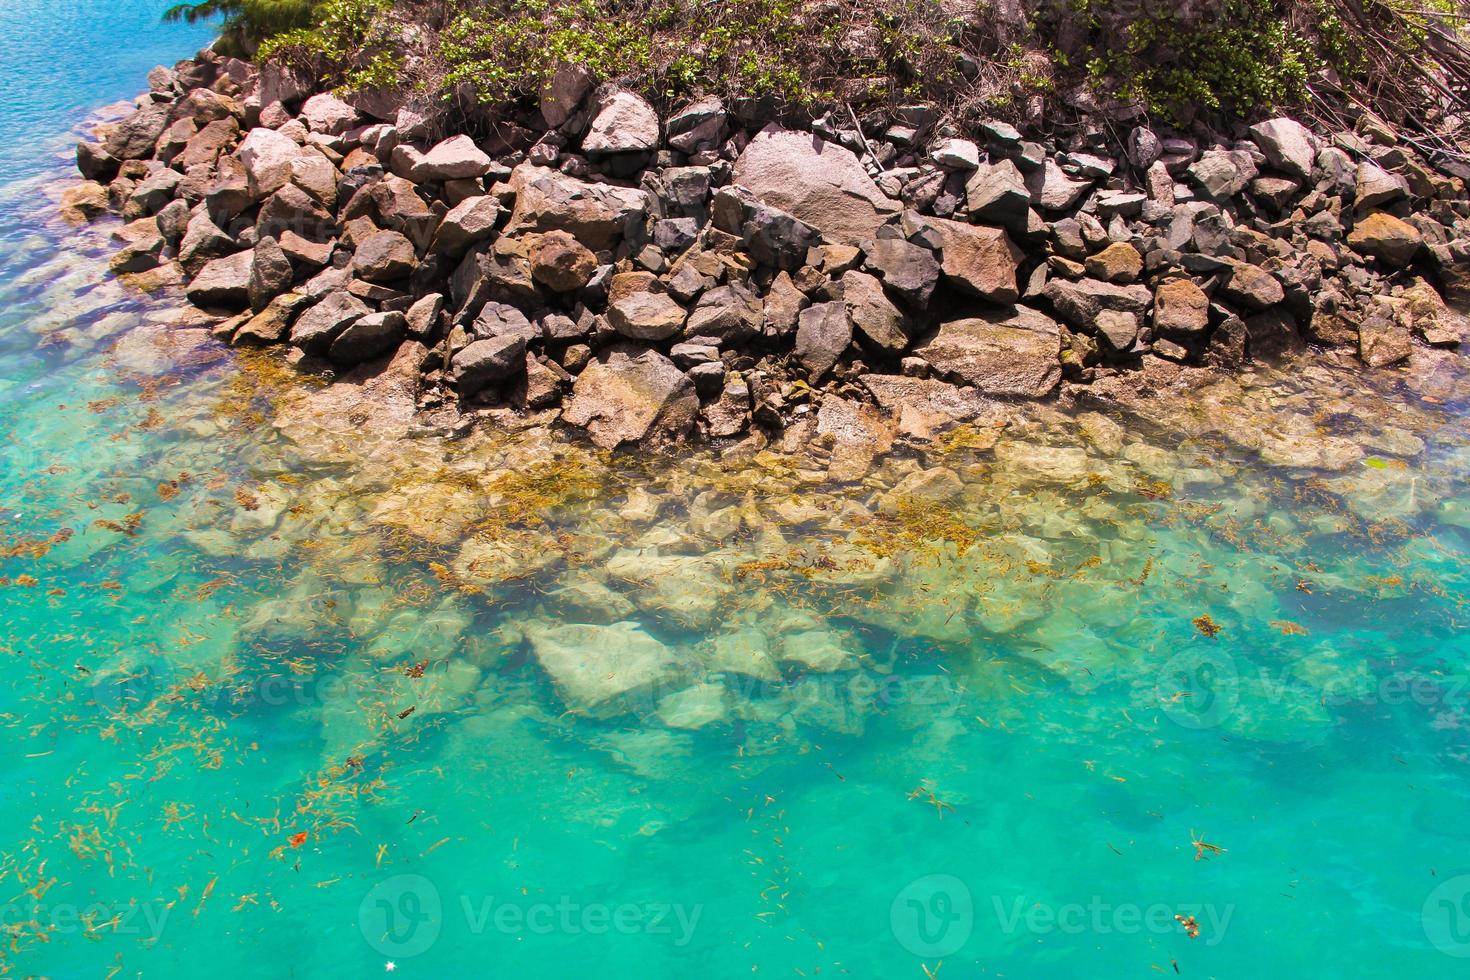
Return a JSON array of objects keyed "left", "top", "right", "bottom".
[{"left": 62, "top": 47, "right": 1470, "bottom": 462}]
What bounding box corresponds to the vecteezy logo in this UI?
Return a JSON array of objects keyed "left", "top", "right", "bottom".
[
  {"left": 358, "top": 874, "right": 443, "bottom": 958},
  {"left": 1156, "top": 649, "right": 1239, "bottom": 729},
  {"left": 1423, "top": 875, "right": 1470, "bottom": 957},
  {"left": 90, "top": 663, "right": 163, "bottom": 717},
  {"left": 890, "top": 874, "right": 973, "bottom": 958}
]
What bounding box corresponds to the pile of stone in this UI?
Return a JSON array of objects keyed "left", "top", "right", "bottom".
[{"left": 66, "top": 48, "right": 1470, "bottom": 451}]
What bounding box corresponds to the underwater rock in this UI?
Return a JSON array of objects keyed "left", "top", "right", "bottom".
[{"left": 524, "top": 620, "right": 686, "bottom": 715}]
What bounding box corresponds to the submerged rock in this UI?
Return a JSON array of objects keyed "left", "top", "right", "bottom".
[{"left": 524, "top": 621, "right": 685, "bottom": 715}]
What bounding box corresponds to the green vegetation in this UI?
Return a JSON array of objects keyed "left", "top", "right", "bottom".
[
  {"left": 179, "top": 0, "right": 1470, "bottom": 131},
  {"left": 1070, "top": 0, "right": 1319, "bottom": 116}
]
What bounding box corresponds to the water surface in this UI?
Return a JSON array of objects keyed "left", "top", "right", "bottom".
[{"left": 2, "top": 11, "right": 1470, "bottom": 978}]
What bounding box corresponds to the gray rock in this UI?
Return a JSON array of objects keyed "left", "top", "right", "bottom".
[
  {"left": 353, "top": 230, "right": 417, "bottom": 282},
  {"left": 430, "top": 195, "right": 500, "bottom": 255},
  {"left": 731, "top": 124, "right": 899, "bottom": 244},
  {"left": 403, "top": 293, "right": 443, "bottom": 339},
  {"left": 104, "top": 102, "right": 169, "bottom": 160},
  {"left": 473, "top": 301, "right": 539, "bottom": 343},
  {"left": 1218, "top": 260, "right": 1285, "bottom": 310},
  {"left": 607, "top": 290, "right": 687, "bottom": 341},
  {"left": 1025, "top": 160, "right": 1092, "bottom": 211},
  {"left": 583, "top": 90, "right": 660, "bottom": 155},
  {"left": 563, "top": 345, "right": 698, "bottom": 448},
  {"left": 863, "top": 236, "right": 940, "bottom": 308},
  {"left": 1248, "top": 118, "right": 1317, "bottom": 179},
  {"left": 965, "top": 159, "right": 1030, "bottom": 226},
  {"left": 1187, "top": 149, "right": 1257, "bottom": 199},
  {"left": 539, "top": 62, "right": 595, "bottom": 128},
  {"left": 503, "top": 163, "right": 650, "bottom": 250},
  {"left": 330, "top": 311, "right": 406, "bottom": 364},
  {"left": 235, "top": 292, "right": 312, "bottom": 345},
  {"left": 794, "top": 301, "right": 853, "bottom": 380},
  {"left": 712, "top": 185, "right": 823, "bottom": 271},
  {"left": 248, "top": 236, "right": 293, "bottom": 311},
  {"left": 842, "top": 270, "right": 908, "bottom": 353},
  {"left": 289, "top": 290, "right": 371, "bottom": 351},
  {"left": 178, "top": 211, "right": 238, "bottom": 274},
  {"left": 1041, "top": 278, "right": 1152, "bottom": 330},
  {"left": 914, "top": 307, "right": 1062, "bottom": 397},
  {"left": 299, "top": 92, "right": 359, "bottom": 135},
  {"left": 666, "top": 96, "right": 728, "bottom": 154},
  {"left": 409, "top": 135, "right": 492, "bottom": 182},
  {"left": 453, "top": 334, "right": 528, "bottom": 394},
  {"left": 685, "top": 283, "right": 762, "bottom": 343},
  {"left": 932, "top": 138, "right": 980, "bottom": 170},
  {"left": 185, "top": 251, "right": 254, "bottom": 308},
  {"left": 1355, "top": 161, "right": 1409, "bottom": 209}
]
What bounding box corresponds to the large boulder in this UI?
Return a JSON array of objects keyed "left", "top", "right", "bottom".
[
  {"left": 185, "top": 251, "right": 254, "bottom": 308},
  {"left": 563, "top": 345, "right": 699, "bottom": 448},
  {"left": 299, "top": 93, "right": 360, "bottom": 135},
  {"left": 503, "top": 164, "right": 650, "bottom": 250},
  {"left": 289, "top": 290, "right": 370, "bottom": 352},
  {"left": 409, "top": 135, "right": 492, "bottom": 182},
  {"left": 452, "top": 334, "right": 528, "bottom": 394},
  {"left": 582, "top": 90, "right": 660, "bottom": 155},
  {"left": 523, "top": 621, "right": 684, "bottom": 715},
  {"left": 1248, "top": 118, "right": 1317, "bottom": 179},
  {"left": 794, "top": 301, "right": 853, "bottom": 381},
  {"left": 1042, "top": 278, "right": 1152, "bottom": 330},
  {"left": 915, "top": 307, "right": 1062, "bottom": 398},
  {"left": 607, "top": 289, "right": 687, "bottom": 340},
  {"left": 731, "top": 124, "right": 899, "bottom": 243},
  {"left": 929, "top": 218, "right": 1023, "bottom": 303},
  {"left": 1347, "top": 212, "right": 1423, "bottom": 267},
  {"left": 352, "top": 230, "right": 417, "bottom": 282}
]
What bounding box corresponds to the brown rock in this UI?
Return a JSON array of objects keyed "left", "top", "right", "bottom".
[
  {"left": 1152, "top": 278, "right": 1210, "bottom": 335},
  {"left": 1084, "top": 242, "right": 1143, "bottom": 284},
  {"left": 914, "top": 307, "right": 1062, "bottom": 397},
  {"left": 528, "top": 230, "right": 597, "bottom": 292},
  {"left": 730, "top": 124, "right": 899, "bottom": 244},
  {"left": 563, "top": 345, "right": 698, "bottom": 448},
  {"left": 1347, "top": 212, "right": 1423, "bottom": 268},
  {"left": 929, "top": 218, "right": 1022, "bottom": 303}
]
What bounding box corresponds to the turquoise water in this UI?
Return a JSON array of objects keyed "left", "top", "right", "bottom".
[{"left": 4, "top": 12, "right": 1470, "bottom": 980}]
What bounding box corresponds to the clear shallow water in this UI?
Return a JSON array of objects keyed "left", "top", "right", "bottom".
[{"left": 3, "top": 19, "right": 1470, "bottom": 980}]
